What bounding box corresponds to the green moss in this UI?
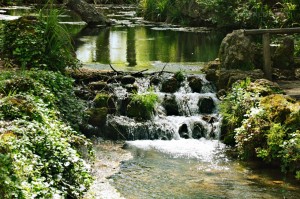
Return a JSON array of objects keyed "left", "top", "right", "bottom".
[
  {"left": 93, "top": 93, "right": 110, "bottom": 108},
  {"left": 221, "top": 79, "right": 300, "bottom": 179},
  {"left": 127, "top": 92, "right": 158, "bottom": 120}
]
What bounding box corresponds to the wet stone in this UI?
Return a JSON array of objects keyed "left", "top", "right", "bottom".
[
  {"left": 121, "top": 75, "right": 136, "bottom": 85},
  {"left": 161, "top": 77, "right": 180, "bottom": 93},
  {"left": 188, "top": 76, "right": 203, "bottom": 93},
  {"left": 162, "top": 95, "right": 179, "bottom": 116},
  {"left": 179, "top": 124, "right": 190, "bottom": 139},
  {"left": 198, "top": 97, "right": 215, "bottom": 114},
  {"left": 192, "top": 122, "right": 206, "bottom": 139}
]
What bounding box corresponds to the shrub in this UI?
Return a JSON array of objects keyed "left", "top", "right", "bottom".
[
  {"left": 0, "top": 70, "right": 92, "bottom": 198},
  {"left": 220, "top": 78, "right": 300, "bottom": 179},
  {"left": 0, "top": 5, "right": 80, "bottom": 72}
]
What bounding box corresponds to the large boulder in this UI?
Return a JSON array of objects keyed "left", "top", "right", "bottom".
[{"left": 219, "top": 30, "right": 256, "bottom": 70}]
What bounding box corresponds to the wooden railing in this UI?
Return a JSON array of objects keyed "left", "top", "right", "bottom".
[{"left": 243, "top": 27, "right": 300, "bottom": 80}]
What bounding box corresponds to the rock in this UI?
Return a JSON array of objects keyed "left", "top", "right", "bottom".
[
  {"left": 192, "top": 122, "right": 206, "bottom": 139},
  {"left": 198, "top": 97, "right": 215, "bottom": 114},
  {"left": 87, "top": 107, "right": 108, "bottom": 127},
  {"left": 121, "top": 75, "right": 136, "bottom": 85},
  {"left": 119, "top": 97, "right": 131, "bottom": 116},
  {"left": 217, "top": 69, "right": 264, "bottom": 90},
  {"left": 66, "top": 0, "right": 111, "bottom": 26},
  {"left": 205, "top": 69, "right": 218, "bottom": 83},
  {"left": 188, "top": 76, "right": 203, "bottom": 93},
  {"left": 247, "top": 79, "right": 283, "bottom": 96},
  {"left": 74, "top": 87, "right": 94, "bottom": 100},
  {"left": 124, "top": 84, "right": 138, "bottom": 93},
  {"left": 107, "top": 75, "right": 123, "bottom": 84},
  {"left": 161, "top": 77, "right": 180, "bottom": 93},
  {"left": 273, "top": 36, "right": 294, "bottom": 70},
  {"left": 93, "top": 93, "right": 110, "bottom": 108},
  {"left": 272, "top": 68, "right": 295, "bottom": 80},
  {"left": 150, "top": 76, "right": 161, "bottom": 85},
  {"left": 127, "top": 100, "right": 152, "bottom": 120},
  {"left": 219, "top": 30, "right": 256, "bottom": 70},
  {"left": 162, "top": 95, "right": 179, "bottom": 116},
  {"left": 88, "top": 81, "right": 108, "bottom": 91},
  {"left": 178, "top": 124, "right": 189, "bottom": 139},
  {"left": 93, "top": 93, "right": 116, "bottom": 113}
]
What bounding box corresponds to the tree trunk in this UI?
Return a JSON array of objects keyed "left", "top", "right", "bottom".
[{"left": 66, "top": 0, "right": 111, "bottom": 26}]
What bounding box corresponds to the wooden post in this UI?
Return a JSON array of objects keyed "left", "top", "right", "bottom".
[{"left": 263, "top": 33, "right": 272, "bottom": 80}]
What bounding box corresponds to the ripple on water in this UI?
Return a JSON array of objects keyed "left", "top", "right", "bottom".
[{"left": 110, "top": 139, "right": 300, "bottom": 199}]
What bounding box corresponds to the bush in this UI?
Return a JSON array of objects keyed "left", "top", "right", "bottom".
[
  {"left": 0, "top": 6, "right": 80, "bottom": 72},
  {"left": 220, "top": 78, "right": 300, "bottom": 179},
  {"left": 0, "top": 70, "right": 93, "bottom": 198}
]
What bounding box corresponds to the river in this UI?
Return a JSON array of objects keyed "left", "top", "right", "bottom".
[{"left": 1, "top": 4, "right": 300, "bottom": 199}]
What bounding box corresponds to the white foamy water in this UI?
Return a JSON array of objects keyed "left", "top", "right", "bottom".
[{"left": 126, "top": 138, "right": 226, "bottom": 162}]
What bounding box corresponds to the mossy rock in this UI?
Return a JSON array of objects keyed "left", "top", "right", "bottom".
[
  {"left": 247, "top": 79, "right": 284, "bottom": 96},
  {"left": 88, "top": 81, "right": 108, "bottom": 91},
  {"left": 161, "top": 77, "right": 180, "bottom": 93},
  {"left": 93, "top": 93, "right": 109, "bottom": 107},
  {"left": 93, "top": 93, "right": 116, "bottom": 113},
  {"left": 260, "top": 94, "right": 299, "bottom": 125},
  {"left": 150, "top": 75, "right": 161, "bottom": 85},
  {"left": 198, "top": 97, "right": 215, "bottom": 114},
  {"left": 87, "top": 107, "right": 108, "bottom": 127},
  {"left": 162, "top": 95, "right": 179, "bottom": 116},
  {"left": 127, "top": 100, "right": 152, "bottom": 120},
  {"left": 188, "top": 76, "right": 203, "bottom": 93}
]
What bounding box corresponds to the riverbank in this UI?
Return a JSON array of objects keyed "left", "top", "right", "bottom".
[{"left": 83, "top": 141, "right": 132, "bottom": 199}]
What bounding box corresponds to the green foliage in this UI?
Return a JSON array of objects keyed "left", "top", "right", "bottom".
[
  {"left": 139, "top": 0, "right": 299, "bottom": 28},
  {"left": 174, "top": 70, "right": 185, "bottom": 82},
  {"left": 0, "top": 4, "right": 80, "bottom": 72},
  {"left": 0, "top": 70, "right": 93, "bottom": 198},
  {"left": 220, "top": 78, "right": 300, "bottom": 179},
  {"left": 127, "top": 91, "right": 158, "bottom": 120},
  {"left": 219, "top": 78, "right": 258, "bottom": 145}
]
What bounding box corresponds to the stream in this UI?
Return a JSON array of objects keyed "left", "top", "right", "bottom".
[{"left": 1, "top": 4, "right": 300, "bottom": 199}]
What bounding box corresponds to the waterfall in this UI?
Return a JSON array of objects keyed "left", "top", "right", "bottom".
[{"left": 98, "top": 72, "right": 221, "bottom": 140}]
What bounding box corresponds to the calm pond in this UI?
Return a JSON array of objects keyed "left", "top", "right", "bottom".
[{"left": 1, "top": 4, "right": 300, "bottom": 199}]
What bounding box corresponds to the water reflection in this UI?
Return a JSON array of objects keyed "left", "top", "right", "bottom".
[{"left": 74, "top": 26, "right": 223, "bottom": 70}]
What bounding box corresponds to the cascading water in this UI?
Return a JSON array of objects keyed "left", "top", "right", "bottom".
[{"left": 100, "top": 72, "right": 221, "bottom": 141}]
